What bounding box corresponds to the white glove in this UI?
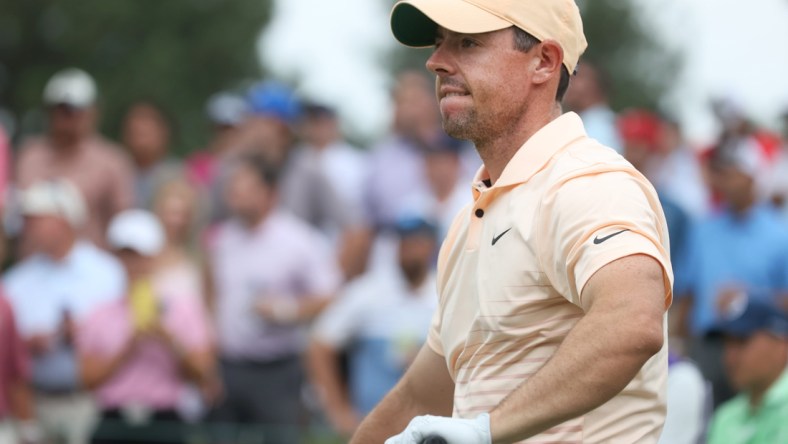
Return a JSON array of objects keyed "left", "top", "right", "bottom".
[{"left": 385, "top": 413, "right": 492, "bottom": 444}]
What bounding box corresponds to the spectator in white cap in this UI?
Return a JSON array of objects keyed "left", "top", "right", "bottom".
[
  {"left": 78, "top": 209, "right": 215, "bottom": 444},
  {"left": 3, "top": 179, "right": 126, "bottom": 444},
  {"left": 15, "top": 68, "right": 135, "bottom": 249}
]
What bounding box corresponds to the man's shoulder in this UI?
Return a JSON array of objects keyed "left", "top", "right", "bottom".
[
  {"left": 85, "top": 135, "right": 133, "bottom": 165},
  {"left": 3, "top": 256, "right": 47, "bottom": 289},
  {"left": 550, "top": 137, "right": 632, "bottom": 178},
  {"left": 71, "top": 241, "right": 122, "bottom": 271},
  {"left": 16, "top": 136, "right": 52, "bottom": 160}
]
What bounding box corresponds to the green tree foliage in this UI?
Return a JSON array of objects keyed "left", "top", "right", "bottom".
[
  {"left": 0, "top": 0, "right": 272, "bottom": 154},
  {"left": 578, "top": 0, "right": 680, "bottom": 111},
  {"left": 388, "top": 0, "right": 680, "bottom": 112}
]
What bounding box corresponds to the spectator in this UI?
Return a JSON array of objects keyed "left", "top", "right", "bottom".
[
  {"left": 121, "top": 101, "right": 183, "bottom": 209},
  {"left": 409, "top": 135, "right": 475, "bottom": 239},
  {"left": 658, "top": 352, "right": 709, "bottom": 444},
  {"left": 653, "top": 117, "right": 711, "bottom": 219},
  {"left": 307, "top": 217, "right": 438, "bottom": 437},
  {"left": 3, "top": 179, "right": 126, "bottom": 444},
  {"left": 0, "top": 294, "right": 40, "bottom": 444},
  {"left": 78, "top": 209, "right": 214, "bottom": 444},
  {"left": 677, "top": 138, "right": 788, "bottom": 407},
  {"left": 766, "top": 110, "right": 788, "bottom": 220},
  {"left": 152, "top": 178, "right": 220, "bottom": 417},
  {"left": 0, "top": 125, "right": 10, "bottom": 265},
  {"left": 364, "top": 71, "right": 442, "bottom": 231},
  {"left": 185, "top": 92, "right": 249, "bottom": 226},
  {"left": 618, "top": 110, "right": 692, "bottom": 291},
  {"left": 296, "top": 102, "right": 373, "bottom": 279},
  {"left": 563, "top": 61, "right": 623, "bottom": 153},
  {"left": 207, "top": 154, "right": 341, "bottom": 443},
  {"left": 219, "top": 82, "right": 367, "bottom": 279},
  {"left": 15, "top": 68, "right": 134, "bottom": 248},
  {"left": 706, "top": 297, "right": 788, "bottom": 444},
  {"left": 298, "top": 103, "right": 368, "bottom": 219}
]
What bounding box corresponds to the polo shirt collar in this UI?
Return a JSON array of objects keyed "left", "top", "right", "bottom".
[{"left": 471, "top": 112, "right": 587, "bottom": 199}]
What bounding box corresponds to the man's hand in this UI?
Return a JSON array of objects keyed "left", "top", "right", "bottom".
[{"left": 385, "top": 414, "right": 491, "bottom": 444}]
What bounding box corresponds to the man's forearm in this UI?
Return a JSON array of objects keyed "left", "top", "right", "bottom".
[
  {"left": 489, "top": 308, "right": 664, "bottom": 443},
  {"left": 351, "top": 383, "right": 425, "bottom": 444},
  {"left": 352, "top": 345, "right": 455, "bottom": 443},
  {"left": 307, "top": 342, "right": 353, "bottom": 413}
]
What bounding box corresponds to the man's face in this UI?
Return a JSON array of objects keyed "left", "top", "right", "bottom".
[
  {"left": 426, "top": 27, "right": 537, "bottom": 144},
  {"left": 48, "top": 105, "right": 96, "bottom": 145},
  {"left": 425, "top": 151, "right": 461, "bottom": 196},
  {"left": 122, "top": 104, "right": 170, "bottom": 165},
  {"left": 394, "top": 77, "right": 439, "bottom": 139},
  {"left": 225, "top": 164, "right": 274, "bottom": 226},
  {"left": 23, "top": 215, "right": 71, "bottom": 255},
  {"left": 724, "top": 332, "right": 788, "bottom": 392},
  {"left": 709, "top": 165, "right": 754, "bottom": 207},
  {"left": 398, "top": 234, "right": 436, "bottom": 283},
  {"left": 115, "top": 248, "right": 155, "bottom": 278}
]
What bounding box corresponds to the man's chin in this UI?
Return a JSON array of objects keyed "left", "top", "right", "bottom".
[{"left": 442, "top": 119, "right": 472, "bottom": 141}]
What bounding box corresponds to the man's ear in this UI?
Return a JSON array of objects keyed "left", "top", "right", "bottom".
[{"left": 531, "top": 40, "right": 564, "bottom": 87}]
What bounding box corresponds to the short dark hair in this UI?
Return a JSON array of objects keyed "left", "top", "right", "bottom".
[
  {"left": 236, "top": 153, "right": 280, "bottom": 189},
  {"left": 512, "top": 27, "right": 571, "bottom": 103}
]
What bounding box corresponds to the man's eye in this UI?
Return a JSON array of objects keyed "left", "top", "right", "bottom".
[{"left": 461, "top": 38, "right": 477, "bottom": 48}]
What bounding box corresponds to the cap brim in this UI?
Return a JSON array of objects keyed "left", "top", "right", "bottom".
[{"left": 391, "top": 0, "right": 512, "bottom": 47}]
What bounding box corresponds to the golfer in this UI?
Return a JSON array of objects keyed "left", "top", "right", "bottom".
[{"left": 351, "top": 0, "right": 673, "bottom": 443}]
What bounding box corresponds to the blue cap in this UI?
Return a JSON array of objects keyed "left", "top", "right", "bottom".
[
  {"left": 246, "top": 81, "right": 301, "bottom": 125},
  {"left": 394, "top": 216, "right": 439, "bottom": 239},
  {"left": 708, "top": 297, "right": 788, "bottom": 339}
]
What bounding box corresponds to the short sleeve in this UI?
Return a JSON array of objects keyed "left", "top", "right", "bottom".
[
  {"left": 537, "top": 170, "right": 673, "bottom": 310},
  {"left": 425, "top": 308, "right": 444, "bottom": 356},
  {"left": 312, "top": 282, "right": 368, "bottom": 348}
]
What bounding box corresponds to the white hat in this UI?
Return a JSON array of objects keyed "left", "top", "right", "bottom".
[
  {"left": 206, "top": 92, "right": 248, "bottom": 126},
  {"left": 43, "top": 68, "right": 97, "bottom": 108},
  {"left": 20, "top": 179, "right": 87, "bottom": 228},
  {"left": 107, "top": 209, "right": 165, "bottom": 257}
]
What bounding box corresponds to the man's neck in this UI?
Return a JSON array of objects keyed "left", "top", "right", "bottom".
[
  {"left": 729, "top": 195, "right": 757, "bottom": 216},
  {"left": 240, "top": 209, "right": 270, "bottom": 231},
  {"left": 48, "top": 237, "right": 77, "bottom": 262},
  {"left": 749, "top": 369, "right": 785, "bottom": 410},
  {"left": 476, "top": 104, "right": 562, "bottom": 184}
]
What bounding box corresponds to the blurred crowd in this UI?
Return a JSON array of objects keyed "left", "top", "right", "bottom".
[{"left": 0, "top": 61, "right": 785, "bottom": 444}]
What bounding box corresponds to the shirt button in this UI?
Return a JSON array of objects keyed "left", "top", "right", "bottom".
[{"left": 475, "top": 209, "right": 484, "bottom": 218}]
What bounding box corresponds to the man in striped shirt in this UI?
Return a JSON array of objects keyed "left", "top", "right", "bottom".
[{"left": 351, "top": 1, "right": 673, "bottom": 443}]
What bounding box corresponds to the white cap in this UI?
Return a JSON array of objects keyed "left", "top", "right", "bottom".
[
  {"left": 20, "top": 179, "right": 87, "bottom": 228},
  {"left": 206, "top": 92, "right": 248, "bottom": 126},
  {"left": 107, "top": 209, "right": 165, "bottom": 257},
  {"left": 43, "top": 68, "right": 97, "bottom": 108}
]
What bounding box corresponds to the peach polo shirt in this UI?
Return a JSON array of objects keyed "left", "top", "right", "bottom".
[{"left": 429, "top": 112, "right": 673, "bottom": 443}]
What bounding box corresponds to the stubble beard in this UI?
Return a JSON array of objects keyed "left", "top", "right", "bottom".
[{"left": 441, "top": 108, "right": 495, "bottom": 149}]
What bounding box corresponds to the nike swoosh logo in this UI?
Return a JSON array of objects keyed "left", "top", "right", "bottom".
[
  {"left": 492, "top": 228, "right": 512, "bottom": 246},
  {"left": 593, "top": 229, "right": 629, "bottom": 244}
]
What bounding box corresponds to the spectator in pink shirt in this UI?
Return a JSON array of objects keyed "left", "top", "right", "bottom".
[
  {"left": 14, "top": 68, "right": 134, "bottom": 249},
  {"left": 77, "top": 210, "right": 214, "bottom": 444}
]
